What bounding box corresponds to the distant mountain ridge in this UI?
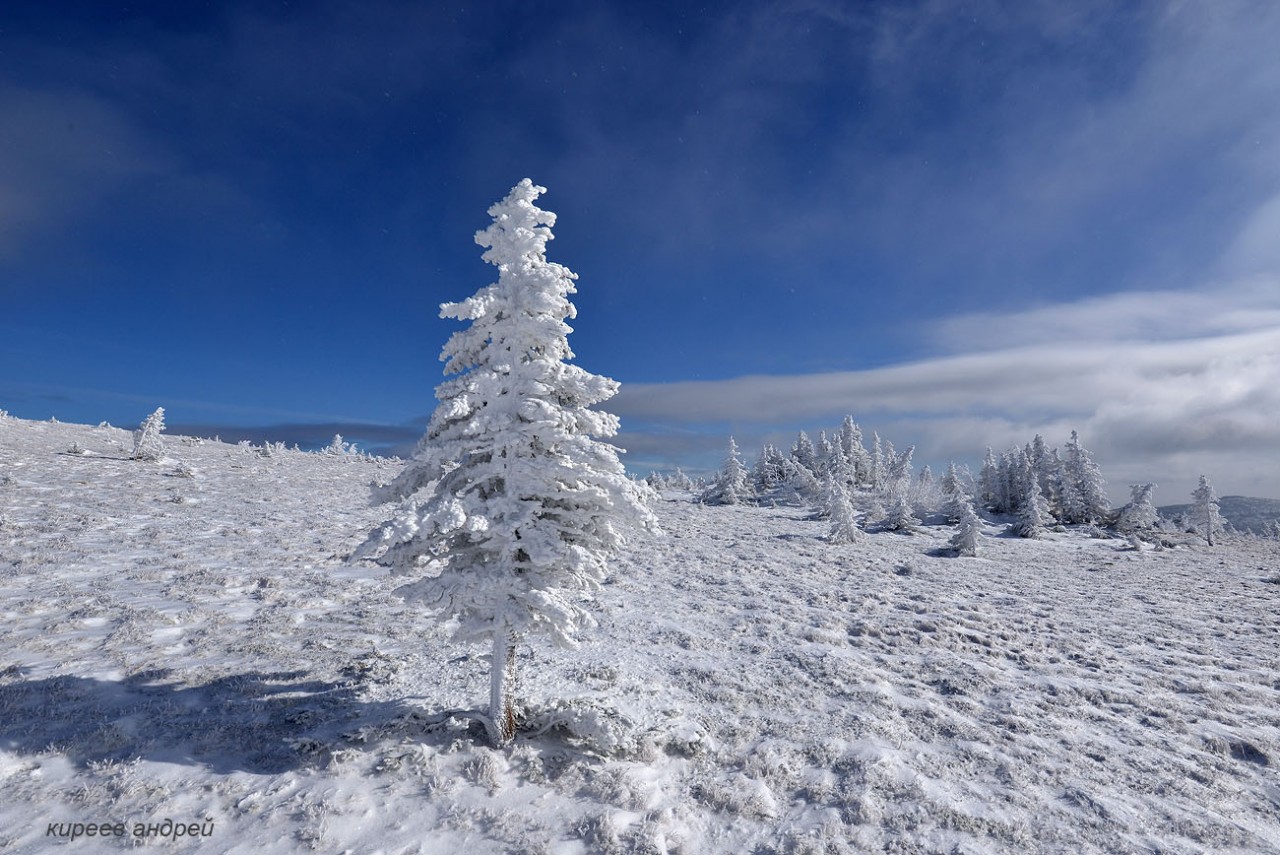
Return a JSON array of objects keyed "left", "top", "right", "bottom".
[{"left": 1157, "top": 496, "right": 1280, "bottom": 534}]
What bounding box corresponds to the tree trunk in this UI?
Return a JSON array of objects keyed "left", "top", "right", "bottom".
[{"left": 488, "top": 628, "right": 517, "bottom": 746}]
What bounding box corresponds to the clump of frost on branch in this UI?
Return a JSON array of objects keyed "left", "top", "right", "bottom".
[{"left": 356, "top": 179, "right": 657, "bottom": 747}]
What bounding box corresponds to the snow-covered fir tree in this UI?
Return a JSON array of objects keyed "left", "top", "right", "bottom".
[
  {"left": 817, "top": 444, "right": 853, "bottom": 520},
  {"left": 780, "top": 457, "right": 823, "bottom": 506},
  {"left": 1189, "top": 475, "right": 1224, "bottom": 546},
  {"left": 1116, "top": 483, "right": 1159, "bottom": 536},
  {"left": 911, "top": 463, "right": 939, "bottom": 516},
  {"left": 668, "top": 468, "right": 693, "bottom": 491},
  {"left": 838, "top": 416, "right": 871, "bottom": 486},
  {"left": 1061, "top": 431, "right": 1109, "bottom": 524},
  {"left": 824, "top": 442, "right": 855, "bottom": 494},
  {"left": 1027, "top": 434, "right": 1054, "bottom": 504},
  {"left": 869, "top": 432, "right": 884, "bottom": 490},
  {"left": 1011, "top": 480, "right": 1051, "bottom": 538},
  {"left": 131, "top": 407, "right": 166, "bottom": 461},
  {"left": 940, "top": 461, "right": 969, "bottom": 524},
  {"left": 701, "top": 436, "right": 751, "bottom": 505},
  {"left": 881, "top": 483, "right": 918, "bottom": 533},
  {"left": 355, "top": 179, "right": 656, "bottom": 746},
  {"left": 791, "top": 431, "right": 817, "bottom": 475},
  {"left": 950, "top": 496, "right": 981, "bottom": 557},
  {"left": 978, "top": 447, "right": 1000, "bottom": 512},
  {"left": 826, "top": 478, "right": 862, "bottom": 543},
  {"left": 751, "top": 444, "right": 789, "bottom": 496}
]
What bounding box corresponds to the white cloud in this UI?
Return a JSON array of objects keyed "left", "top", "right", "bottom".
[{"left": 615, "top": 279, "right": 1280, "bottom": 502}]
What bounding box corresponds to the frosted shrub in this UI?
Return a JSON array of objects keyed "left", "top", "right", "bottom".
[
  {"left": 324, "top": 434, "right": 356, "bottom": 456},
  {"left": 356, "top": 180, "right": 657, "bottom": 746},
  {"left": 131, "top": 408, "right": 166, "bottom": 461}
]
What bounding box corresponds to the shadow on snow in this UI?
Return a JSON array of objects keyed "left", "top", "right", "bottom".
[{"left": 0, "top": 668, "right": 436, "bottom": 774}]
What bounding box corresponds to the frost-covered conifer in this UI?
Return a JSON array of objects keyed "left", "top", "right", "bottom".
[
  {"left": 1062, "top": 431, "right": 1109, "bottom": 524},
  {"left": 356, "top": 180, "right": 656, "bottom": 746},
  {"left": 825, "top": 442, "right": 855, "bottom": 493},
  {"left": 917, "top": 464, "right": 933, "bottom": 489},
  {"left": 1116, "top": 484, "right": 1159, "bottom": 535},
  {"left": 869, "top": 433, "right": 884, "bottom": 491},
  {"left": 950, "top": 497, "right": 981, "bottom": 557},
  {"left": 881, "top": 485, "right": 918, "bottom": 533},
  {"left": 791, "top": 431, "right": 817, "bottom": 474},
  {"left": 1190, "top": 475, "right": 1224, "bottom": 546},
  {"left": 702, "top": 436, "right": 751, "bottom": 505},
  {"left": 814, "top": 430, "right": 833, "bottom": 477},
  {"left": 132, "top": 407, "right": 166, "bottom": 461},
  {"left": 1027, "top": 434, "right": 1054, "bottom": 502},
  {"left": 826, "top": 479, "right": 862, "bottom": 543},
  {"left": 978, "top": 448, "right": 1000, "bottom": 512},
  {"left": 836, "top": 416, "right": 866, "bottom": 484},
  {"left": 911, "top": 464, "right": 940, "bottom": 516},
  {"left": 940, "top": 461, "right": 968, "bottom": 524},
  {"left": 1011, "top": 480, "right": 1051, "bottom": 538},
  {"left": 780, "top": 457, "right": 823, "bottom": 505},
  {"left": 751, "top": 444, "right": 789, "bottom": 495}
]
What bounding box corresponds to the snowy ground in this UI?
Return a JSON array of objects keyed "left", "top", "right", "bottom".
[{"left": 2, "top": 415, "right": 1278, "bottom": 854}]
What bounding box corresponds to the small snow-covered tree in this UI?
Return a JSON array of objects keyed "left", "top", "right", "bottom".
[
  {"left": 132, "top": 407, "right": 166, "bottom": 461},
  {"left": 825, "top": 442, "right": 855, "bottom": 494},
  {"left": 1189, "top": 475, "right": 1224, "bottom": 546},
  {"left": 940, "top": 461, "right": 968, "bottom": 524},
  {"left": 791, "top": 431, "right": 817, "bottom": 475},
  {"left": 950, "top": 497, "right": 981, "bottom": 557},
  {"left": 911, "top": 463, "right": 940, "bottom": 516},
  {"left": 839, "top": 416, "right": 871, "bottom": 486},
  {"left": 780, "top": 457, "right": 823, "bottom": 506},
  {"left": 869, "top": 432, "right": 884, "bottom": 491},
  {"left": 1011, "top": 480, "right": 1051, "bottom": 538},
  {"left": 826, "top": 479, "right": 862, "bottom": 544},
  {"left": 701, "top": 436, "right": 751, "bottom": 505},
  {"left": 751, "top": 443, "right": 789, "bottom": 496},
  {"left": 813, "top": 430, "right": 833, "bottom": 476},
  {"left": 1062, "top": 431, "right": 1109, "bottom": 524},
  {"left": 355, "top": 180, "right": 656, "bottom": 746},
  {"left": 881, "top": 485, "right": 918, "bottom": 533},
  {"left": 978, "top": 447, "right": 1000, "bottom": 512},
  {"left": 1116, "top": 483, "right": 1159, "bottom": 536}
]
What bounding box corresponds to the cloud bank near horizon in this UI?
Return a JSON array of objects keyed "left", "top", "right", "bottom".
[{"left": 612, "top": 278, "right": 1280, "bottom": 503}]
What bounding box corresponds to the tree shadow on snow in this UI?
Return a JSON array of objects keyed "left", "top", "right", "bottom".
[{"left": 0, "top": 668, "right": 425, "bottom": 774}]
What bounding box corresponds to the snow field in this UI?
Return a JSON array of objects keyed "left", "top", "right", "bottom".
[{"left": 1, "top": 415, "right": 1278, "bottom": 853}]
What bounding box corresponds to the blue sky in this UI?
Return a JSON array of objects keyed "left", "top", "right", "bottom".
[{"left": 4, "top": 0, "right": 1279, "bottom": 502}]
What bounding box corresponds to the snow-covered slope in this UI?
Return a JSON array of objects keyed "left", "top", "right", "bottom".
[{"left": 2, "top": 415, "right": 1278, "bottom": 854}]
